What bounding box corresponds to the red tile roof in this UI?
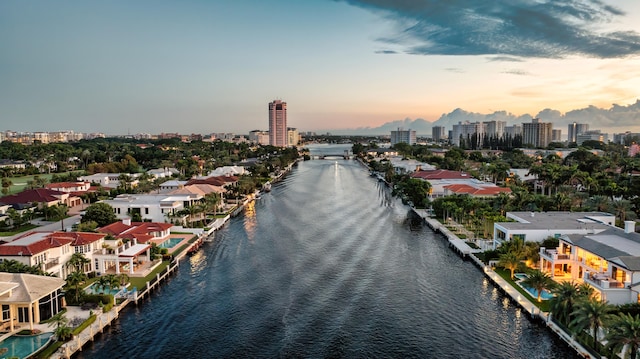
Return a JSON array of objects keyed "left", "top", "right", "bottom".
[
  {"left": 98, "top": 221, "right": 173, "bottom": 244},
  {"left": 444, "top": 184, "right": 511, "bottom": 196},
  {"left": 410, "top": 170, "right": 472, "bottom": 180},
  {"left": 186, "top": 175, "right": 238, "bottom": 186},
  {"left": 0, "top": 232, "right": 74, "bottom": 256},
  {"left": 0, "top": 188, "right": 65, "bottom": 205}
]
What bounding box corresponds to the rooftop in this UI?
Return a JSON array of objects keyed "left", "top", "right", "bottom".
[{"left": 497, "top": 211, "right": 614, "bottom": 231}]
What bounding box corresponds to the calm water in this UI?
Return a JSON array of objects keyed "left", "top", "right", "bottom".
[{"left": 79, "top": 144, "right": 577, "bottom": 359}]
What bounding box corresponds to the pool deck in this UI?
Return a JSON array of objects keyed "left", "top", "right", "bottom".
[
  {"left": 150, "top": 234, "right": 193, "bottom": 254},
  {"left": 414, "top": 208, "right": 598, "bottom": 359}
]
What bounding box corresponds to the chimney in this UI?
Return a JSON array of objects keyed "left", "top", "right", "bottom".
[
  {"left": 123, "top": 218, "right": 132, "bottom": 226},
  {"left": 624, "top": 221, "right": 636, "bottom": 234}
]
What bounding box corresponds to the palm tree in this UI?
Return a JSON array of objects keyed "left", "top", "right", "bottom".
[
  {"left": 498, "top": 252, "right": 521, "bottom": 279},
  {"left": 50, "top": 204, "right": 68, "bottom": 231},
  {"left": 66, "top": 252, "right": 90, "bottom": 274},
  {"left": 605, "top": 313, "right": 640, "bottom": 359},
  {"left": 65, "top": 271, "right": 87, "bottom": 304},
  {"left": 96, "top": 276, "right": 111, "bottom": 294},
  {"left": 521, "top": 270, "right": 556, "bottom": 302},
  {"left": 549, "top": 281, "right": 579, "bottom": 326},
  {"left": 105, "top": 274, "right": 121, "bottom": 292},
  {"left": 577, "top": 283, "right": 596, "bottom": 300},
  {"left": 48, "top": 312, "right": 72, "bottom": 341},
  {"left": 118, "top": 273, "right": 129, "bottom": 287},
  {"left": 610, "top": 199, "right": 637, "bottom": 225},
  {"left": 570, "top": 298, "right": 615, "bottom": 352}
]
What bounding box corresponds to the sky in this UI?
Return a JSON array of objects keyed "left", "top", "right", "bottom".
[{"left": 2, "top": 0, "right": 640, "bottom": 135}]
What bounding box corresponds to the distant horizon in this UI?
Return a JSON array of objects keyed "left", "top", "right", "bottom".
[{"left": 3, "top": 1, "right": 640, "bottom": 136}]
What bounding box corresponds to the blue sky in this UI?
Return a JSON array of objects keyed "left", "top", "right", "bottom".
[{"left": 2, "top": 0, "right": 640, "bottom": 135}]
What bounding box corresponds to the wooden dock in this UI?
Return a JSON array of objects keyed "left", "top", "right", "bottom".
[
  {"left": 51, "top": 300, "right": 129, "bottom": 359},
  {"left": 133, "top": 259, "right": 180, "bottom": 304},
  {"left": 417, "top": 212, "right": 475, "bottom": 258},
  {"left": 414, "top": 207, "right": 595, "bottom": 358}
]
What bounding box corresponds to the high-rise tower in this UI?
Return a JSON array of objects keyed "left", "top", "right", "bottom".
[
  {"left": 568, "top": 122, "right": 589, "bottom": 143},
  {"left": 522, "top": 118, "right": 553, "bottom": 148},
  {"left": 269, "top": 100, "right": 287, "bottom": 147}
]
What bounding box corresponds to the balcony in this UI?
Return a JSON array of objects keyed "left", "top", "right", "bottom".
[
  {"left": 44, "top": 258, "right": 59, "bottom": 270},
  {"left": 540, "top": 248, "right": 571, "bottom": 261},
  {"left": 584, "top": 272, "right": 625, "bottom": 289}
]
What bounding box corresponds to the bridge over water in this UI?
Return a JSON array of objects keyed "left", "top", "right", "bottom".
[{"left": 310, "top": 150, "right": 352, "bottom": 160}]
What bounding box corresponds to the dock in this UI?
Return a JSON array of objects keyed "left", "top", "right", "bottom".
[
  {"left": 414, "top": 206, "right": 596, "bottom": 359},
  {"left": 51, "top": 300, "right": 129, "bottom": 359},
  {"left": 414, "top": 209, "right": 476, "bottom": 258}
]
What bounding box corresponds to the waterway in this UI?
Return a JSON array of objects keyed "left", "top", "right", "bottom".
[{"left": 78, "top": 144, "right": 578, "bottom": 358}]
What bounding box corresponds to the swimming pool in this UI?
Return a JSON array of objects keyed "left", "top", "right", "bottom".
[
  {"left": 0, "top": 332, "right": 53, "bottom": 359},
  {"left": 85, "top": 282, "right": 121, "bottom": 296},
  {"left": 520, "top": 285, "right": 554, "bottom": 300},
  {"left": 158, "top": 237, "right": 184, "bottom": 249},
  {"left": 513, "top": 273, "right": 554, "bottom": 300},
  {"left": 514, "top": 273, "right": 528, "bottom": 281}
]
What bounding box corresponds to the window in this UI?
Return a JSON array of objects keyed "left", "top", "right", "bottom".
[
  {"left": 2, "top": 305, "right": 10, "bottom": 321},
  {"left": 145, "top": 208, "right": 149, "bottom": 215}
]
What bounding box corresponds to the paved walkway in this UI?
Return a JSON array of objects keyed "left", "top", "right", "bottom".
[{"left": 1, "top": 214, "right": 82, "bottom": 242}]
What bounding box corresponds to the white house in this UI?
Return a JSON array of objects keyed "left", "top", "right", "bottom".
[
  {"left": 200, "top": 165, "right": 246, "bottom": 178},
  {"left": 147, "top": 167, "right": 179, "bottom": 180},
  {"left": 493, "top": 211, "right": 614, "bottom": 248},
  {"left": 0, "top": 231, "right": 74, "bottom": 278},
  {"left": 78, "top": 173, "right": 140, "bottom": 189},
  {"left": 100, "top": 193, "right": 203, "bottom": 223},
  {"left": 539, "top": 220, "right": 640, "bottom": 305},
  {"left": 45, "top": 181, "right": 92, "bottom": 193},
  {"left": 158, "top": 180, "right": 188, "bottom": 192}
]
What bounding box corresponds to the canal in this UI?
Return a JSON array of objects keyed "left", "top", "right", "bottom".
[{"left": 78, "top": 144, "right": 578, "bottom": 358}]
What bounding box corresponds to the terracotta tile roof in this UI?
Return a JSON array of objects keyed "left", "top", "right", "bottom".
[
  {"left": 444, "top": 184, "right": 511, "bottom": 196},
  {"left": 0, "top": 188, "right": 65, "bottom": 205},
  {"left": 45, "top": 182, "right": 89, "bottom": 189},
  {"left": 0, "top": 232, "right": 73, "bottom": 256},
  {"left": 186, "top": 175, "right": 237, "bottom": 187},
  {"left": 48, "top": 231, "right": 106, "bottom": 246},
  {"left": 98, "top": 221, "right": 172, "bottom": 243},
  {"left": 410, "top": 170, "right": 472, "bottom": 180},
  {"left": 98, "top": 222, "right": 130, "bottom": 236}
]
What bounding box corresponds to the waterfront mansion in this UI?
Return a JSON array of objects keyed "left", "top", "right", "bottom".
[
  {"left": 540, "top": 220, "right": 640, "bottom": 305},
  {"left": 494, "top": 211, "right": 640, "bottom": 305}
]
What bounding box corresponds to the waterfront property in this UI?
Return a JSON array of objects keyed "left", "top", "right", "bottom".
[
  {"left": 157, "top": 237, "right": 184, "bottom": 249},
  {"left": 540, "top": 220, "right": 640, "bottom": 305},
  {"left": 0, "top": 231, "right": 106, "bottom": 278},
  {"left": 513, "top": 273, "right": 554, "bottom": 300},
  {"left": 493, "top": 211, "right": 614, "bottom": 248},
  {"left": 100, "top": 193, "right": 202, "bottom": 223},
  {"left": 0, "top": 273, "right": 65, "bottom": 332},
  {"left": 410, "top": 169, "right": 510, "bottom": 199},
  {"left": 0, "top": 332, "right": 53, "bottom": 359}
]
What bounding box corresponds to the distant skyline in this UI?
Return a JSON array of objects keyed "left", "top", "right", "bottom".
[{"left": 3, "top": 0, "right": 640, "bottom": 135}]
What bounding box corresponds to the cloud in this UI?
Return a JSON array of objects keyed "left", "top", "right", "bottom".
[
  {"left": 374, "top": 50, "right": 399, "bottom": 54},
  {"left": 501, "top": 69, "right": 530, "bottom": 76},
  {"left": 338, "top": 0, "right": 640, "bottom": 58},
  {"left": 445, "top": 67, "right": 464, "bottom": 73},
  {"left": 331, "top": 101, "right": 640, "bottom": 135},
  {"left": 487, "top": 56, "right": 525, "bottom": 62}
]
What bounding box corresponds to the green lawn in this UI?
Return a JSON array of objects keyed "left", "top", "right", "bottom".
[
  {"left": 0, "top": 223, "right": 38, "bottom": 236},
  {"left": 128, "top": 261, "right": 170, "bottom": 290},
  {"left": 3, "top": 171, "right": 82, "bottom": 194},
  {"left": 494, "top": 267, "right": 552, "bottom": 312}
]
